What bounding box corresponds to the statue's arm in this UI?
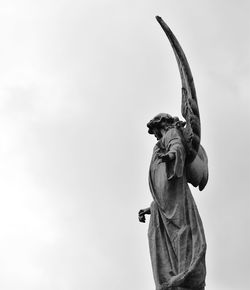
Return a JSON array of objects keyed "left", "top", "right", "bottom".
[
  {"left": 160, "top": 131, "right": 186, "bottom": 179},
  {"left": 138, "top": 207, "right": 151, "bottom": 223},
  {"left": 159, "top": 131, "right": 184, "bottom": 162}
]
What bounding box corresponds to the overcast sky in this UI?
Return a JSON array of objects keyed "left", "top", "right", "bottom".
[{"left": 0, "top": 1, "right": 249, "bottom": 290}]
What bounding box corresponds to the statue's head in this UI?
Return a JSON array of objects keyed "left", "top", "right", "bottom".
[{"left": 147, "top": 113, "right": 184, "bottom": 140}]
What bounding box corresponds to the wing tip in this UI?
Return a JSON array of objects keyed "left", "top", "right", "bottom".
[{"left": 155, "top": 15, "right": 164, "bottom": 26}]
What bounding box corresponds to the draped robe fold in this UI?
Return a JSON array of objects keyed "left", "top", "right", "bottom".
[{"left": 148, "top": 127, "right": 206, "bottom": 290}]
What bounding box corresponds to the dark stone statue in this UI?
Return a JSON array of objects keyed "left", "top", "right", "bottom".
[{"left": 138, "top": 16, "right": 208, "bottom": 290}]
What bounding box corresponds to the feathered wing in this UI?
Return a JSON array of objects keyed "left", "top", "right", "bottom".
[{"left": 156, "top": 16, "right": 200, "bottom": 163}]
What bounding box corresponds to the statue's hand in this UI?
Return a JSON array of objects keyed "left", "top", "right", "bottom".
[
  {"left": 138, "top": 210, "right": 146, "bottom": 223},
  {"left": 138, "top": 208, "right": 151, "bottom": 223},
  {"left": 159, "top": 152, "right": 175, "bottom": 162}
]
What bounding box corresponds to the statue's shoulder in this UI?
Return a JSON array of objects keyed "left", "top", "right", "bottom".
[{"left": 164, "top": 127, "right": 183, "bottom": 143}]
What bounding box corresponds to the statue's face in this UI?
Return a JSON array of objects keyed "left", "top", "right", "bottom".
[
  {"left": 152, "top": 127, "right": 162, "bottom": 140},
  {"left": 152, "top": 121, "right": 172, "bottom": 140}
]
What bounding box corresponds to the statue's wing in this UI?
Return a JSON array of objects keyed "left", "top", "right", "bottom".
[{"left": 156, "top": 16, "right": 200, "bottom": 163}]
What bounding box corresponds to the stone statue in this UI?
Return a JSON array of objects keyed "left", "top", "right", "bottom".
[{"left": 138, "top": 16, "right": 208, "bottom": 290}]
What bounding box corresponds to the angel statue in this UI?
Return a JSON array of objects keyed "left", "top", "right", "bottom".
[{"left": 138, "top": 16, "right": 209, "bottom": 290}]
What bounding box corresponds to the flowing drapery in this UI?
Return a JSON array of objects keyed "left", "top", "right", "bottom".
[{"left": 148, "top": 128, "right": 206, "bottom": 290}]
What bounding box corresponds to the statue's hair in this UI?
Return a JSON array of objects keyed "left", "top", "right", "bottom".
[{"left": 147, "top": 113, "right": 185, "bottom": 134}]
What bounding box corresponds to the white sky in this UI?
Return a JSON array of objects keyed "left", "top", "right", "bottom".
[{"left": 0, "top": 1, "right": 249, "bottom": 289}]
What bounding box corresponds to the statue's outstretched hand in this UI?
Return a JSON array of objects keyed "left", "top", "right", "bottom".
[
  {"left": 138, "top": 207, "right": 151, "bottom": 223},
  {"left": 159, "top": 152, "right": 175, "bottom": 162}
]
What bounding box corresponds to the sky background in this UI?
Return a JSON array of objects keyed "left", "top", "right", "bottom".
[{"left": 0, "top": 1, "right": 249, "bottom": 289}]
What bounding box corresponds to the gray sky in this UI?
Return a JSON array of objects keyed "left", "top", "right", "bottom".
[{"left": 0, "top": 1, "right": 249, "bottom": 289}]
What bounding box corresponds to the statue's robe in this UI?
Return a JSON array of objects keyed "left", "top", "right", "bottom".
[{"left": 148, "top": 127, "right": 206, "bottom": 290}]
